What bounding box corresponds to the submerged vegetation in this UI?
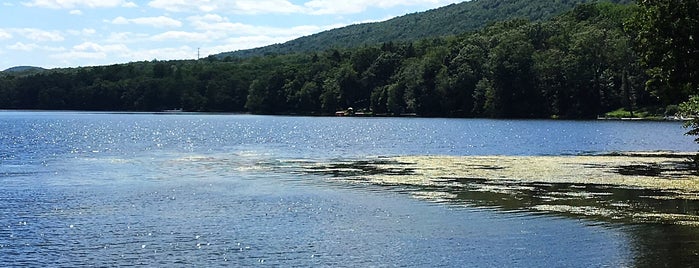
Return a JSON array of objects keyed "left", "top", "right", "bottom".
[{"left": 298, "top": 153, "right": 699, "bottom": 225}]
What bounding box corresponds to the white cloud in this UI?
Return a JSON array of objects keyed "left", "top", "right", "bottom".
[
  {"left": 14, "top": 28, "right": 64, "bottom": 42},
  {"left": 207, "top": 35, "right": 293, "bottom": 54},
  {"left": 187, "top": 14, "right": 343, "bottom": 38},
  {"left": 150, "top": 31, "right": 210, "bottom": 42},
  {"left": 190, "top": 14, "right": 226, "bottom": 23},
  {"left": 148, "top": 0, "right": 304, "bottom": 14},
  {"left": 66, "top": 28, "right": 96, "bottom": 37},
  {"left": 4, "top": 0, "right": 459, "bottom": 70},
  {"left": 122, "top": 1, "right": 137, "bottom": 8},
  {"left": 23, "top": 0, "right": 137, "bottom": 9},
  {"left": 7, "top": 42, "right": 38, "bottom": 52},
  {"left": 74, "top": 42, "right": 128, "bottom": 52},
  {"left": 304, "top": 0, "right": 462, "bottom": 15},
  {"left": 125, "top": 46, "right": 197, "bottom": 61},
  {"left": 110, "top": 17, "right": 129, "bottom": 24},
  {"left": 51, "top": 42, "right": 129, "bottom": 60},
  {"left": 145, "top": 0, "right": 461, "bottom": 15},
  {"left": 233, "top": 0, "right": 305, "bottom": 14},
  {"left": 52, "top": 51, "right": 107, "bottom": 60},
  {"left": 304, "top": 0, "right": 365, "bottom": 14},
  {"left": 7, "top": 42, "right": 65, "bottom": 52},
  {"left": 110, "top": 16, "right": 183, "bottom": 28},
  {"left": 0, "top": 30, "right": 12, "bottom": 40},
  {"left": 104, "top": 32, "right": 149, "bottom": 43},
  {"left": 148, "top": 0, "right": 217, "bottom": 13}
]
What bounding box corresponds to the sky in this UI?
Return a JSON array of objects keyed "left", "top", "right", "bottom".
[{"left": 0, "top": 0, "right": 463, "bottom": 71}]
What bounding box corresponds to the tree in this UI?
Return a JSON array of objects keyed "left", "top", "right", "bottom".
[
  {"left": 245, "top": 79, "right": 270, "bottom": 113},
  {"left": 629, "top": 0, "right": 699, "bottom": 143},
  {"left": 627, "top": 0, "right": 699, "bottom": 104},
  {"left": 485, "top": 28, "right": 545, "bottom": 117},
  {"left": 680, "top": 96, "right": 699, "bottom": 167}
]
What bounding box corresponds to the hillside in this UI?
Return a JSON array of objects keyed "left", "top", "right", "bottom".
[
  {"left": 1, "top": 2, "right": 657, "bottom": 119},
  {"left": 216, "top": 0, "right": 633, "bottom": 58},
  {"left": 2, "top": 66, "right": 45, "bottom": 74}
]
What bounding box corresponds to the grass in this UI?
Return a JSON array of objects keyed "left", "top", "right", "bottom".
[{"left": 603, "top": 107, "right": 665, "bottom": 120}]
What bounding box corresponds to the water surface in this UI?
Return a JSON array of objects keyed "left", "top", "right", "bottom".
[{"left": 1, "top": 112, "right": 697, "bottom": 266}]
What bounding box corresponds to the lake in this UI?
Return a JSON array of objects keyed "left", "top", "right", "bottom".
[{"left": 1, "top": 111, "right": 698, "bottom": 267}]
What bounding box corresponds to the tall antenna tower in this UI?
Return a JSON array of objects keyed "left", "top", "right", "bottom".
[{"left": 197, "top": 48, "right": 200, "bottom": 60}]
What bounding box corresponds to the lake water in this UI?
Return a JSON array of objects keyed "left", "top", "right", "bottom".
[{"left": 1, "top": 111, "right": 698, "bottom": 266}]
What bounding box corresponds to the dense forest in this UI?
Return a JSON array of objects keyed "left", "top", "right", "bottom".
[
  {"left": 0, "top": 1, "right": 696, "bottom": 120},
  {"left": 218, "top": 0, "right": 633, "bottom": 59}
]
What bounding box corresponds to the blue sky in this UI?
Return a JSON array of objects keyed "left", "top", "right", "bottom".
[{"left": 0, "top": 0, "right": 462, "bottom": 70}]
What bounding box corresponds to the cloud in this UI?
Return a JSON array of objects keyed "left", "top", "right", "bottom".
[
  {"left": 14, "top": 28, "right": 64, "bottom": 42},
  {"left": 23, "top": 0, "right": 137, "bottom": 9},
  {"left": 125, "top": 46, "right": 197, "bottom": 61},
  {"left": 187, "top": 14, "right": 343, "bottom": 37},
  {"left": 206, "top": 35, "right": 295, "bottom": 54},
  {"left": 67, "top": 28, "right": 96, "bottom": 36},
  {"left": 147, "top": 0, "right": 217, "bottom": 13},
  {"left": 5, "top": 0, "right": 458, "bottom": 69},
  {"left": 74, "top": 42, "right": 128, "bottom": 52},
  {"left": 148, "top": 0, "right": 304, "bottom": 14},
  {"left": 110, "top": 16, "right": 183, "bottom": 28},
  {"left": 104, "top": 32, "right": 150, "bottom": 43},
  {"left": 7, "top": 42, "right": 39, "bottom": 52},
  {"left": 7, "top": 42, "right": 65, "bottom": 52},
  {"left": 0, "top": 30, "right": 12, "bottom": 40},
  {"left": 303, "top": 0, "right": 462, "bottom": 15},
  {"left": 122, "top": 1, "right": 137, "bottom": 8},
  {"left": 52, "top": 44, "right": 200, "bottom": 64},
  {"left": 51, "top": 42, "right": 129, "bottom": 60},
  {"left": 232, "top": 0, "right": 305, "bottom": 14},
  {"left": 145, "top": 0, "right": 462, "bottom": 15},
  {"left": 150, "top": 31, "right": 210, "bottom": 42}
]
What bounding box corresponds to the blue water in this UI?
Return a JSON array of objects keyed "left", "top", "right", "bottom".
[{"left": 1, "top": 111, "right": 696, "bottom": 266}]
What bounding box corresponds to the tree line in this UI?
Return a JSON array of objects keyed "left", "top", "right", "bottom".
[{"left": 0, "top": 2, "right": 694, "bottom": 120}]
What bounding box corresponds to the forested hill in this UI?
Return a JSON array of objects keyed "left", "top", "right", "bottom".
[
  {"left": 1, "top": 66, "right": 45, "bottom": 75},
  {"left": 1, "top": 1, "right": 695, "bottom": 121},
  {"left": 217, "top": 0, "right": 633, "bottom": 59}
]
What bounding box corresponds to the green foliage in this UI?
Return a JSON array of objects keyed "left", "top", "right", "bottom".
[
  {"left": 603, "top": 107, "right": 661, "bottom": 119},
  {"left": 626, "top": 0, "right": 699, "bottom": 152},
  {"left": 217, "top": 0, "right": 632, "bottom": 59},
  {"left": 0, "top": 1, "right": 662, "bottom": 120},
  {"left": 627, "top": 0, "right": 699, "bottom": 105},
  {"left": 680, "top": 96, "right": 699, "bottom": 142}
]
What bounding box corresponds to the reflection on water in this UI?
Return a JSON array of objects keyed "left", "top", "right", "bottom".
[
  {"left": 3, "top": 112, "right": 699, "bottom": 266},
  {"left": 301, "top": 158, "right": 699, "bottom": 267},
  {"left": 1, "top": 152, "right": 635, "bottom": 267}
]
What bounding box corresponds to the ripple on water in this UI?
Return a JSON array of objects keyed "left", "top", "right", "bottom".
[{"left": 7, "top": 114, "right": 698, "bottom": 266}]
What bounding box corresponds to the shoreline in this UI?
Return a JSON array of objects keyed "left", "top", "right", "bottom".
[{"left": 0, "top": 109, "right": 688, "bottom": 121}]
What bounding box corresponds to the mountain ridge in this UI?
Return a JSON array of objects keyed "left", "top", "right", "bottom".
[
  {"left": 216, "top": 0, "right": 633, "bottom": 59},
  {"left": 2, "top": 66, "right": 45, "bottom": 73}
]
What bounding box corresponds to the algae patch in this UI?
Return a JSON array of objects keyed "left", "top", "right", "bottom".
[
  {"left": 299, "top": 153, "right": 699, "bottom": 226},
  {"left": 341, "top": 154, "right": 699, "bottom": 191}
]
